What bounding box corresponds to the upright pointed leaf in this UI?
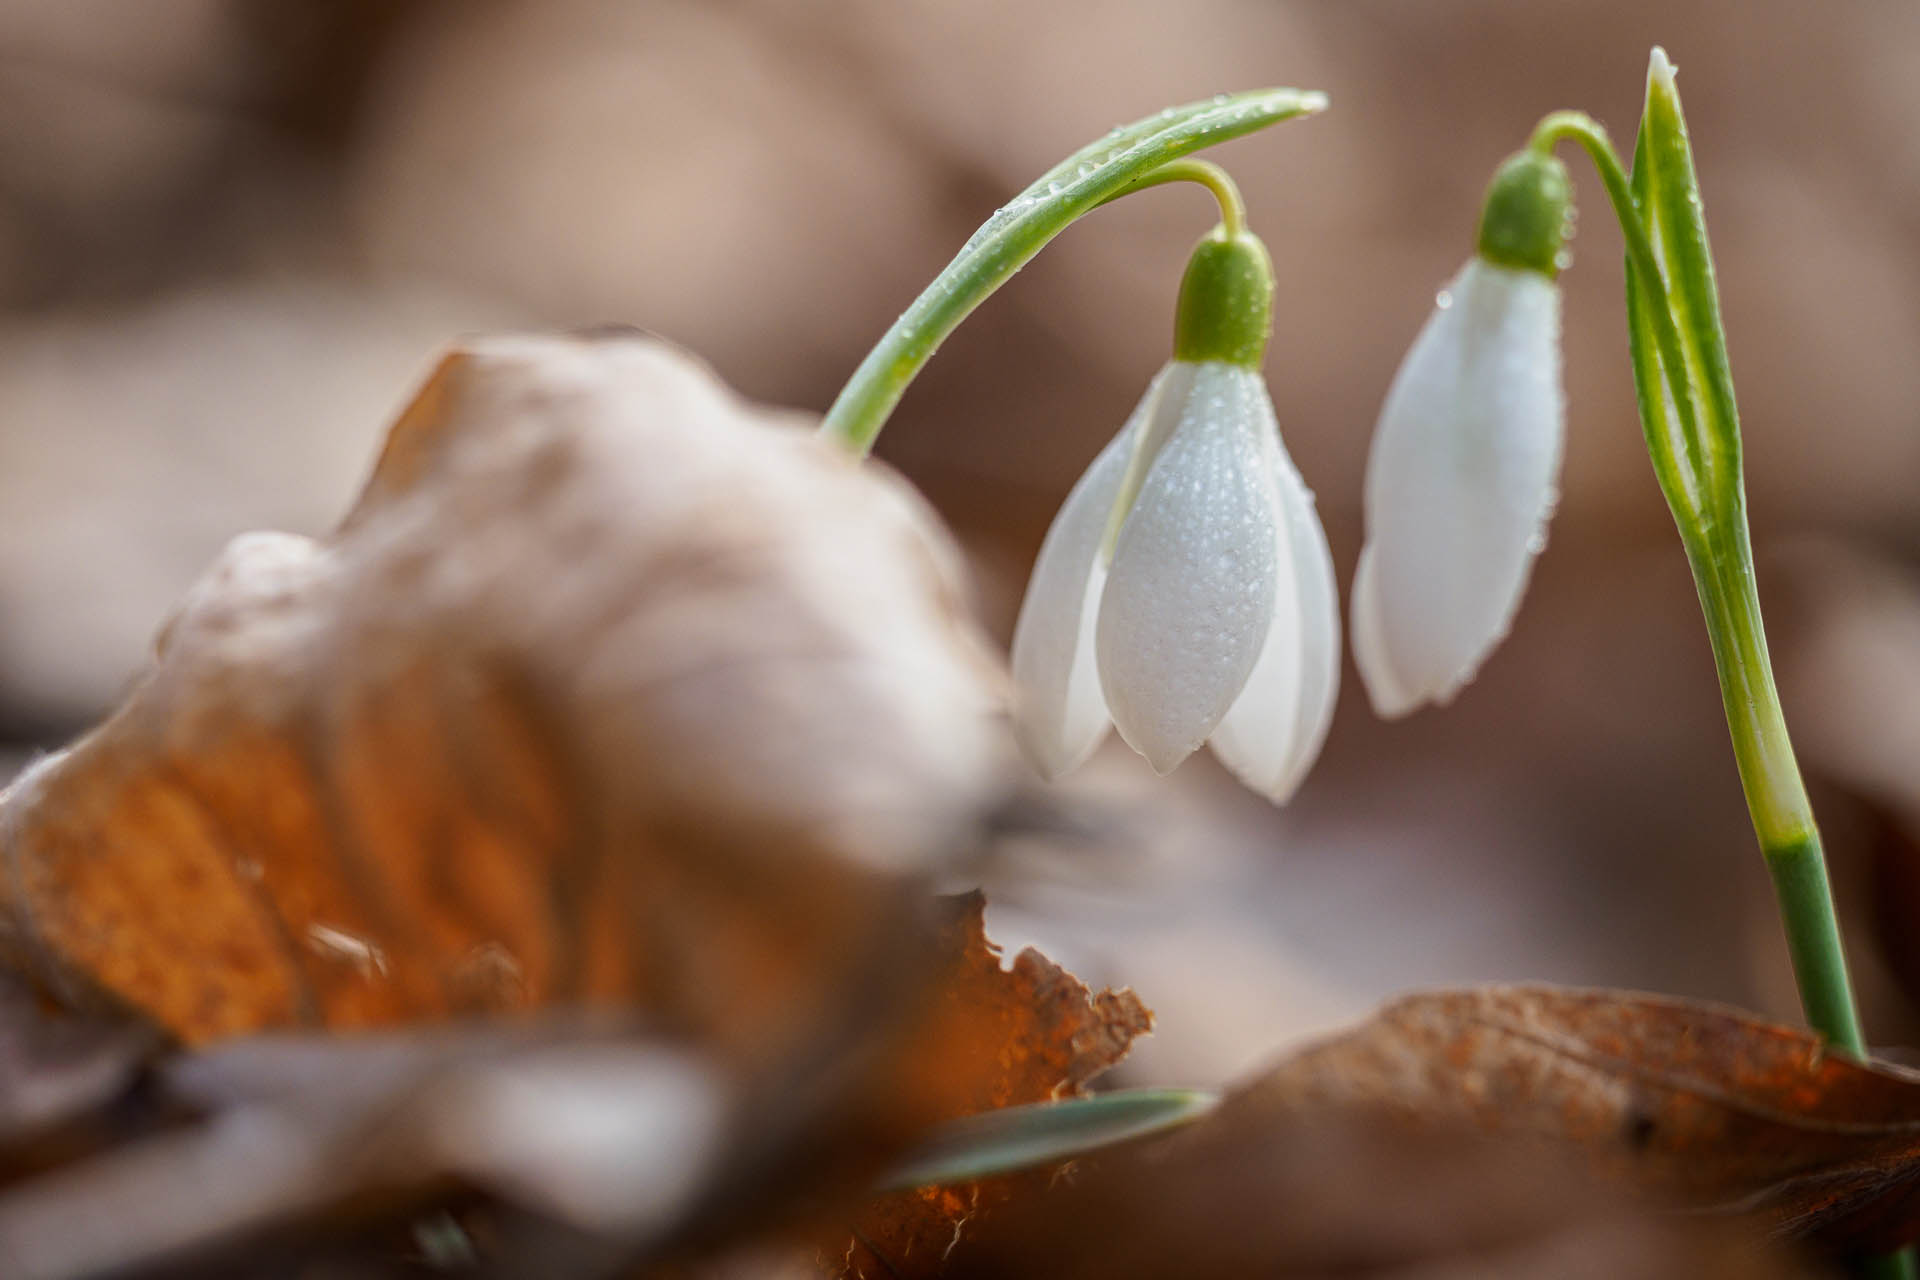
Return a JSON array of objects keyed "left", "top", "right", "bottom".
[{"left": 1633, "top": 48, "right": 1743, "bottom": 503}]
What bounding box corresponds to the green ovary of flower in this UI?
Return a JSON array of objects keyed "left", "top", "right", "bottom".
[
  {"left": 1171, "top": 227, "right": 1275, "bottom": 368},
  {"left": 1475, "top": 150, "right": 1573, "bottom": 279}
]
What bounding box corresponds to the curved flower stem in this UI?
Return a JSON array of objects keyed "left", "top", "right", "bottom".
[
  {"left": 819, "top": 89, "right": 1325, "bottom": 457},
  {"left": 1532, "top": 114, "right": 1869, "bottom": 1063},
  {"left": 1091, "top": 158, "right": 1246, "bottom": 236}
]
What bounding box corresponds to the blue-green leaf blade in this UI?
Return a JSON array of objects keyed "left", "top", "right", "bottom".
[{"left": 879, "top": 1087, "right": 1219, "bottom": 1190}]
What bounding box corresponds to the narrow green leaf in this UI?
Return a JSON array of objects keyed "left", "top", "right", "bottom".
[
  {"left": 878, "top": 1087, "right": 1219, "bottom": 1190},
  {"left": 1621, "top": 139, "right": 1704, "bottom": 528},
  {"left": 1634, "top": 48, "right": 1743, "bottom": 504},
  {"left": 1625, "top": 272, "right": 1691, "bottom": 513},
  {"left": 821, "top": 89, "right": 1327, "bottom": 454}
]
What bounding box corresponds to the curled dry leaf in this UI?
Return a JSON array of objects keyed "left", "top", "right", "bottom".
[
  {"left": 1222, "top": 985, "right": 1920, "bottom": 1255},
  {"left": 0, "top": 333, "right": 1009, "bottom": 1079},
  {"left": 833, "top": 893, "right": 1152, "bottom": 1280}
]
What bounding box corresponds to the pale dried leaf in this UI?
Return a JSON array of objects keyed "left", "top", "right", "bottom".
[{"left": 0, "top": 333, "right": 1009, "bottom": 1078}]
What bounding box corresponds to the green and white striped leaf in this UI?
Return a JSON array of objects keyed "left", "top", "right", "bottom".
[{"left": 1626, "top": 47, "right": 1744, "bottom": 517}]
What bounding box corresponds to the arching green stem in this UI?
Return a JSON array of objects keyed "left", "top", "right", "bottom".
[
  {"left": 819, "top": 89, "right": 1325, "bottom": 456},
  {"left": 1092, "top": 158, "right": 1247, "bottom": 236}
]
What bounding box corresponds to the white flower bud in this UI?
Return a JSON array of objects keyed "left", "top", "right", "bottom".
[{"left": 1352, "top": 257, "right": 1565, "bottom": 716}]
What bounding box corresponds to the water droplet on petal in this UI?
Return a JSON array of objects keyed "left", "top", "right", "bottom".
[{"left": 1435, "top": 289, "right": 1454, "bottom": 310}]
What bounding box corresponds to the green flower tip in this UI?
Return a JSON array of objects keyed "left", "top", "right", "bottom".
[
  {"left": 1476, "top": 149, "right": 1573, "bottom": 279},
  {"left": 1171, "top": 226, "right": 1274, "bottom": 368}
]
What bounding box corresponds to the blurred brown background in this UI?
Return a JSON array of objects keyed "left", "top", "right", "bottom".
[{"left": 1, "top": 0, "right": 1917, "bottom": 1085}]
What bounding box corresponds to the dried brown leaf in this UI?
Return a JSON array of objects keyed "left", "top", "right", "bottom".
[
  {"left": 943, "top": 1110, "right": 1822, "bottom": 1280},
  {"left": 833, "top": 893, "right": 1152, "bottom": 1280},
  {"left": 1225, "top": 985, "right": 1920, "bottom": 1253}
]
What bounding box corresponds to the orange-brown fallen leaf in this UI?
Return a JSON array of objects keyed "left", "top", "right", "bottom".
[
  {"left": 0, "top": 333, "right": 1009, "bottom": 1082},
  {"left": 0, "top": 895, "right": 1145, "bottom": 1279},
  {"left": 1224, "top": 985, "right": 1920, "bottom": 1254},
  {"left": 832, "top": 893, "right": 1151, "bottom": 1280}
]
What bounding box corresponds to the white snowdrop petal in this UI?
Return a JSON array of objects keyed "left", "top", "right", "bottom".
[
  {"left": 1212, "top": 427, "right": 1341, "bottom": 803},
  {"left": 1276, "top": 463, "right": 1342, "bottom": 793},
  {"left": 1097, "top": 363, "right": 1279, "bottom": 774},
  {"left": 1355, "top": 257, "right": 1564, "bottom": 715},
  {"left": 1350, "top": 545, "right": 1417, "bottom": 717},
  {"left": 1009, "top": 368, "right": 1172, "bottom": 777}
]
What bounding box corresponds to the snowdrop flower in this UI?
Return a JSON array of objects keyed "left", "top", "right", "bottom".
[
  {"left": 1011, "top": 227, "right": 1339, "bottom": 803},
  {"left": 1352, "top": 150, "right": 1572, "bottom": 717}
]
